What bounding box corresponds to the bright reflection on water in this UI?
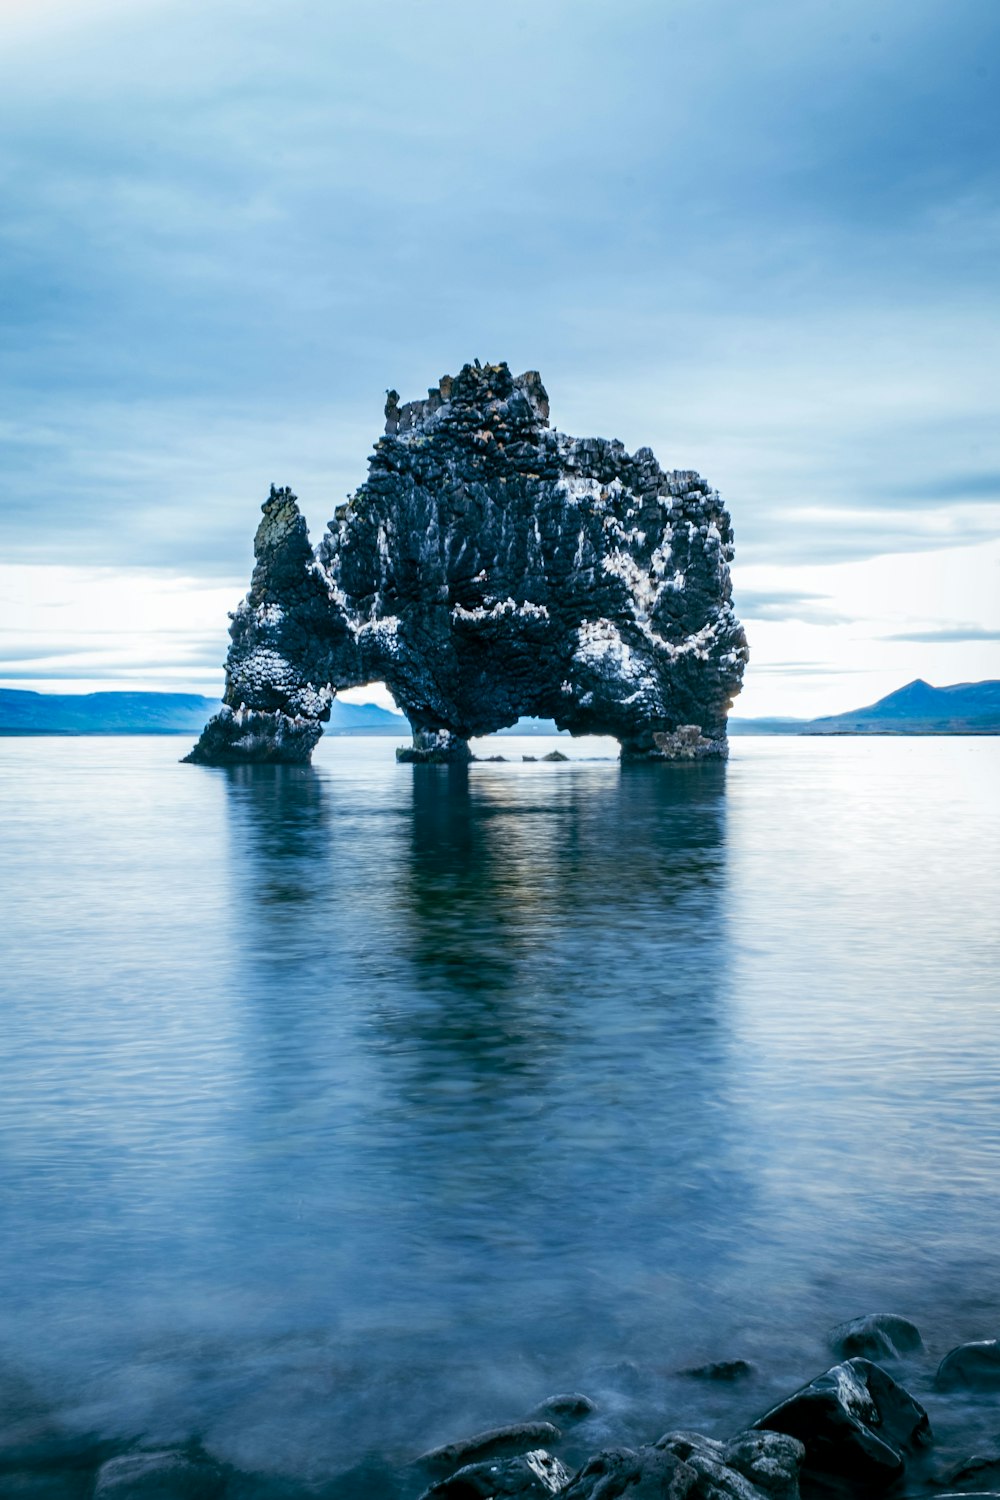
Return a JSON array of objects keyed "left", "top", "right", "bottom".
[{"left": 0, "top": 736, "right": 998, "bottom": 1483}]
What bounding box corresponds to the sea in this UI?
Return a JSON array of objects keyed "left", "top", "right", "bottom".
[{"left": 1, "top": 734, "right": 998, "bottom": 1492}]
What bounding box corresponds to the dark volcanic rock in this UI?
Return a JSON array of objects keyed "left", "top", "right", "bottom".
[
  {"left": 936, "top": 1342, "right": 1000, "bottom": 1391},
  {"left": 184, "top": 485, "right": 360, "bottom": 764},
  {"left": 754, "top": 1358, "right": 930, "bottom": 1488},
  {"left": 531, "top": 1393, "right": 598, "bottom": 1424},
  {"left": 93, "top": 1449, "right": 226, "bottom": 1498},
  {"left": 679, "top": 1361, "right": 756, "bottom": 1384},
  {"left": 829, "top": 1314, "right": 922, "bottom": 1361},
  {"left": 937, "top": 1453, "right": 1000, "bottom": 1491},
  {"left": 721, "top": 1431, "right": 805, "bottom": 1500},
  {"left": 936, "top": 1493, "right": 1000, "bottom": 1500},
  {"left": 656, "top": 1431, "right": 804, "bottom": 1500},
  {"left": 561, "top": 1430, "right": 801, "bottom": 1500},
  {"left": 417, "top": 1423, "right": 562, "bottom": 1475},
  {"left": 187, "top": 363, "right": 747, "bottom": 765},
  {"left": 418, "top": 1449, "right": 570, "bottom": 1498},
  {"left": 559, "top": 1445, "right": 699, "bottom": 1500}
]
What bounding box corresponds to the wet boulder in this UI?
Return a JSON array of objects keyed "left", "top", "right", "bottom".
[
  {"left": 936, "top": 1452, "right": 1000, "bottom": 1491},
  {"left": 531, "top": 1394, "right": 597, "bottom": 1424},
  {"left": 936, "top": 1342, "right": 1000, "bottom": 1391},
  {"left": 829, "top": 1315, "right": 922, "bottom": 1362},
  {"left": 559, "top": 1445, "right": 700, "bottom": 1500},
  {"left": 655, "top": 1431, "right": 803, "bottom": 1500},
  {"left": 753, "top": 1358, "right": 930, "bottom": 1487},
  {"left": 93, "top": 1449, "right": 226, "bottom": 1498},
  {"left": 417, "top": 1423, "right": 562, "bottom": 1476},
  {"left": 418, "top": 1449, "right": 570, "bottom": 1498},
  {"left": 720, "top": 1431, "right": 806, "bottom": 1500},
  {"left": 679, "top": 1361, "right": 756, "bottom": 1384}
]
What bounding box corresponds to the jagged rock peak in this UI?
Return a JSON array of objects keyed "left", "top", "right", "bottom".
[
  {"left": 384, "top": 363, "right": 551, "bottom": 438},
  {"left": 185, "top": 361, "right": 748, "bottom": 766}
]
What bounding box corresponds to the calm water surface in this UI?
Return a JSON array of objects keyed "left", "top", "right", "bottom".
[{"left": 1, "top": 735, "right": 998, "bottom": 1483}]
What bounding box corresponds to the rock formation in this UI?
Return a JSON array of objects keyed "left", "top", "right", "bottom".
[
  {"left": 185, "top": 362, "right": 748, "bottom": 765},
  {"left": 754, "top": 1358, "right": 931, "bottom": 1488}
]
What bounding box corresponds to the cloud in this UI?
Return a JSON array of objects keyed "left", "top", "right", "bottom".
[
  {"left": 735, "top": 588, "right": 851, "bottom": 624},
  {"left": 747, "top": 662, "right": 870, "bottom": 677},
  {"left": 0, "top": 0, "right": 997, "bottom": 578},
  {"left": 0, "top": 637, "right": 96, "bottom": 664},
  {"left": 882, "top": 626, "right": 1000, "bottom": 643},
  {"left": 889, "top": 472, "right": 1000, "bottom": 504}
]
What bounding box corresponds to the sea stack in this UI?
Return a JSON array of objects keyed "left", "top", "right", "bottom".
[{"left": 185, "top": 362, "right": 748, "bottom": 765}]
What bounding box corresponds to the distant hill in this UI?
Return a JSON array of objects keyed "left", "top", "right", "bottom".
[
  {"left": 0, "top": 690, "right": 406, "bottom": 736},
  {"left": 806, "top": 678, "right": 1000, "bottom": 734},
  {"left": 325, "top": 701, "right": 405, "bottom": 734},
  {"left": 727, "top": 717, "right": 805, "bottom": 736},
  {"left": 732, "top": 679, "right": 1000, "bottom": 736},
  {"left": 4, "top": 679, "right": 998, "bottom": 738},
  {"left": 0, "top": 690, "right": 219, "bottom": 735}
]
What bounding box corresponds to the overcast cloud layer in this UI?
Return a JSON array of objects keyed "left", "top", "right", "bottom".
[{"left": 1, "top": 0, "right": 998, "bottom": 714}]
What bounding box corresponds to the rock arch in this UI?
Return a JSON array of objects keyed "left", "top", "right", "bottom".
[{"left": 185, "top": 362, "right": 748, "bottom": 765}]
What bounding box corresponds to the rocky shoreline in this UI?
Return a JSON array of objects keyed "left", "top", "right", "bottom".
[{"left": 7, "top": 1319, "right": 1000, "bottom": 1499}]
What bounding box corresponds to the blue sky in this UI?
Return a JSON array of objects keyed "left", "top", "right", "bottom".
[{"left": 2, "top": 0, "right": 998, "bottom": 715}]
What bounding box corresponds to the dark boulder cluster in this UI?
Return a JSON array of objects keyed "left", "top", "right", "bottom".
[
  {"left": 8, "top": 1322, "right": 1000, "bottom": 1498},
  {"left": 402, "top": 1320, "right": 1000, "bottom": 1500},
  {"left": 185, "top": 362, "right": 748, "bottom": 766}
]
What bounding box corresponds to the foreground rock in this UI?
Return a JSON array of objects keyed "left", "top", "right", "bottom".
[
  {"left": 418, "top": 1423, "right": 562, "bottom": 1476},
  {"left": 93, "top": 1449, "right": 226, "bottom": 1498},
  {"left": 679, "top": 1361, "right": 756, "bottom": 1384},
  {"left": 657, "top": 1431, "right": 804, "bottom": 1500},
  {"left": 829, "top": 1315, "right": 922, "bottom": 1361},
  {"left": 560, "top": 1445, "right": 699, "bottom": 1500},
  {"left": 187, "top": 362, "right": 747, "bottom": 765},
  {"left": 419, "top": 1449, "right": 570, "bottom": 1498},
  {"left": 560, "top": 1428, "right": 802, "bottom": 1500},
  {"left": 717, "top": 1431, "right": 805, "bottom": 1500},
  {"left": 531, "top": 1394, "right": 597, "bottom": 1424},
  {"left": 936, "top": 1342, "right": 1000, "bottom": 1391},
  {"left": 754, "top": 1358, "right": 930, "bottom": 1487},
  {"left": 937, "top": 1451, "right": 1000, "bottom": 1491}
]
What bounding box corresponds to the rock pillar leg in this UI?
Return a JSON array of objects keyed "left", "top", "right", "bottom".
[
  {"left": 183, "top": 705, "right": 325, "bottom": 766},
  {"left": 619, "top": 724, "right": 729, "bottom": 762},
  {"left": 396, "top": 729, "right": 472, "bottom": 765}
]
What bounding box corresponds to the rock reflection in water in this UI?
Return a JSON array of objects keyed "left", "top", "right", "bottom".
[{"left": 196, "top": 754, "right": 752, "bottom": 1469}]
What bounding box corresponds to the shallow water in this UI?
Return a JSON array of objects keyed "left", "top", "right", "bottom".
[{"left": 1, "top": 735, "right": 998, "bottom": 1487}]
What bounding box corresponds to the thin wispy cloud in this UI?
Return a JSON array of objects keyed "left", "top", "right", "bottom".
[{"left": 884, "top": 626, "right": 1000, "bottom": 644}]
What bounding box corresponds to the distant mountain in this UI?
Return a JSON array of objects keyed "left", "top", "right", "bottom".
[
  {"left": 325, "top": 701, "right": 405, "bottom": 734},
  {"left": 0, "top": 690, "right": 220, "bottom": 735},
  {"left": 5, "top": 679, "right": 998, "bottom": 738},
  {"left": 0, "top": 690, "right": 406, "bottom": 736},
  {"left": 806, "top": 678, "right": 1000, "bottom": 734},
  {"left": 728, "top": 717, "right": 805, "bottom": 736},
  {"left": 732, "top": 679, "right": 1000, "bottom": 736}
]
